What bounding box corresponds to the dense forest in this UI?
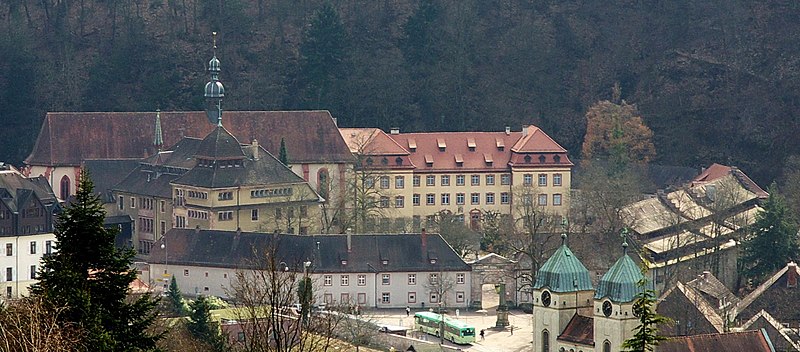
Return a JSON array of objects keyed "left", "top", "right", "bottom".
[{"left": 2, "top": 0, "right": 800, "bottom": 186}]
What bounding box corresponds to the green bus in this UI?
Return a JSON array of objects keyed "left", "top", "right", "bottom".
[{"left": 414, "top": 311, "right": 476, "bottom": 344}]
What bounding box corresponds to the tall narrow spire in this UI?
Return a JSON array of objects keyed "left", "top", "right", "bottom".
[
  {"left": 204, "top": 32, "right": 224, "bottom": 126},
  {"left": 153, "top": 109, "right": 163, "bottom": 150}
]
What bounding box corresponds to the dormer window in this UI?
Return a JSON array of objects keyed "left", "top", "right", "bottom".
[
  {"left": 430, "top": 259, "right": 437, "bottom": 264},
  {"left": 554, "top": 155, "right": 561, "bottom": 163},
  {"left": 381, "top": 157, "right": 389, "bottom": 165},
  {"left": 382, "top": 259, "right": 389, "bottom": 265},
  {"left": 424, "top": 154, "right": 434, "bottom": 167},
  {"left": 467, "top": 138, "right": 476, "bottom": 151},
  {"left": 524, "top": 155, "right": 532, "bottom": 163},
  {"left": 539, "top": 155, "right": 546, "bottom": 163},
  {"left": 484, "top": 153, "right": 493, "bottom": 166},
  {"left": 454, "top": 154, "right": 464, "bottom": 167},
  {"left": 437, "top": 138, "right": 446, "bottom": 151},
  {"left": 408, "top": 138, "right": 417, "bottom": 152},
  {"left": 341, "top": 260, "right": 348, "bottom": 265},
  {"left": 495, "top": 138, "right": 505, "bottom": 151},
  {"left": 395, "top": 157, "right": 403, "bottom": 166},
  {"left": 366, "top": 157, "right": 373, "bottom": 166}
]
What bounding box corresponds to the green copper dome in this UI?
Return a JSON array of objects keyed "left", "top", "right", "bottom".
[
  {"left": 594, "top": 244, "right": 647, "bottom": 303},
  {"left": 533, "top": 235, "right": 593, "bottom": 292}
]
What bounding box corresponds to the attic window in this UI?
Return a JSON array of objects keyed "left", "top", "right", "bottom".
[
  {"left": 495, "top": 138, "right": 505, "bottom": 151},
  {"left": 341, "top": 260, "right": 348, "bottom": 265},
  {"left": 454, "top": 154, "right": 464, "bottom": 167},
  {"left": 430, "top": 259, "right": 437, "bottom": 264},
  {"left": 437, "top": 138, "right": 446, "bottom": 151},
  {"left": 484, "top": 153, "right": 493, "bottom": 166},
  {"left": 424, "top": 154, "right": 434, "bottom": 166},
  {"left": 554, "top": 155, "right": 561, "bottom": 163},
  {"left": 382, "top": 259, "right": 389, "bottom": 265},
  {"left": 408, "top": 139, "right": 417, "bottom": 152},
  {"left": 366, "top": 158, "right": 374, "bottom": 166},
  {"left": 524, "top": 155, "right": 532, "bottom": 163},
  {"left": 467, "top": 138, "right": 476, "bottom": 151},
  {"left": 395, "top": 157, "right": 403, "bottom": 166},
  {"left": 381, "top": 157, "right": 389, "bottom": 165},
  {"left": 539, "top": 155, "right": 546, "bottom": 163}
]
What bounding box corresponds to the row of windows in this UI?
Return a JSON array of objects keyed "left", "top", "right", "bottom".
[
  {"left": 3, "top": 265, "right": 39, "bottom": 281},
  {"left": 323, "top": 273, "right": 466, "bottom": 286},
  {"left": 0, "top": 225, "right": 49, "bottom": 235},
  {"left": 523, "top": 173, "right": 563, "bottom": 187},
  {"left": 120, "top": 196, "right": 167, "bottom": 212},
  {"left": 374, "top": 291, "right": 466, "bottom": 305},
  {"left": 250, "top": 188, "right": 292, "bottom": 198},
  {"left": 187, "top": 190, "right": 208, "bottom": 199},
  {"left": 138, "top": 217, "right": 154, "bottom": 234},
  {"left": 218, "top": 211, "right": 234, "bottom": 221},
  {"left": 410, "top": 192, "right": 512, "bottom": 206},
  {"left": 188, "top": 210, "right": 208, "bottom": 220},
  {"left": 409, "top": 174, "right": 513, "bottom": 188},
  {"left": 5, "top": 241, "right": 53, "bottom": 256},
  {"left": 218, "top": 191, "right": 233, "bottom": 200}
]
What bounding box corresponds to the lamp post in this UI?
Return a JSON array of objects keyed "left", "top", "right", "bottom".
[
  {"left": 300, "top": 261, "right": 312, "bottom": 325},
  {"left": 160, "top": 236, "right": 168, "bottom": 292}
]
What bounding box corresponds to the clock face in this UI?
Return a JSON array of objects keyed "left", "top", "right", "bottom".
[
  {"left": 541, "top": 291, "right": 551, "bottom": 307},
  {"left": 602, "top": 300, "right": 613, "bottom": 317}
]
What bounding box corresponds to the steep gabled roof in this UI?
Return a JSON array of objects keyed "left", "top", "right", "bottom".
[
  {"left": 658, "top": 281, "right": 726, "bottom": 334},
  {"left": 195, "top": 126, "right": 246, "bottom": 160},
  {"left": 149, "top": 230, "right": 471, "bottom": 273},
  {"left": 389, "top": 131, "right": 524, "bottom": 172},
  {"left": 740, "top": 310, "right": 800, "bottom": 352},
  {"left": 557, "top": 314, "right": 594, "bottom": 346},
  {"left": 692, "top": 163, "right": 768, "bottom": 199},
  {"left": 534, "top": 236, "right": 593, "bottom": 292},
  {"left": 594, "top": 248, "right": 646, "bottom": 303},
  {"left": 510, "top": 125, "right": 568, "bottom": 153},
  {"left": 82, "top": 159, "right": 141, "bottom": 202},
  {"left": 339, "top": 128, "right": 410, "bottom": 155},
  {"left": 657, "top": 329, "right": 775, "bottom": 352},
  {"left": 25, "top": 111, "right": 353, "bottom": 166},
  {"left": 737, "top": 263, "right": 800, "bottom": 326}
]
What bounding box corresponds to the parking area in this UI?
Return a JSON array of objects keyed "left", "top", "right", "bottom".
[{"left": 368, "top": 309, "right": 534, "bottom": 352}]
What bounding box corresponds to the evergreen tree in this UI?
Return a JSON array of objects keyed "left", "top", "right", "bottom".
[
  {"left": 741, "top": 184, "right": 800, "bottom": 284},
  {"left": 279, "top": 137, "right": 289, "bottom": 165},
  {"left": 30, "top": 170, "right": 162, "bottom": 351},
  {"left": 622, "top": 273, "right": 669, "bottom": 352},
  {"left": 167, "top": 276, "right": 186, "bottom": 316},
  {"left": 187, "top": 295, "right": 226, "bottom": 352}
]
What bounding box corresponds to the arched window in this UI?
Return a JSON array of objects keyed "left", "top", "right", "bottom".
[
  {"left": 603, "top": 340, "right": 611, "bottom": 352},
  {"left": 60, "top": 175, "right": 71, "bottom": 200},
  {"left": 318, "top": 169, "right": 329, "bottom": 199},
  {"left": 542, "top": 330, "right": 550, "bottom": 352}
]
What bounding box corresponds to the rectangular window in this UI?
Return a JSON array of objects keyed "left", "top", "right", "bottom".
[
  {"left": 456, "top": 291, "right": 465, "bottom": 303},
  {"left": 441, "top": 193, "right": 450, "bottom": 205},
  {"left": 160, "top": 221, "right": 166, "bottom": 236},
  {"left": 486, "top": 174, "right": 495, "bottom": 185},
  {"left": 456, "top": 193, "right": 465, "bottom": 205},
  {"left": 413, "top": 176, "right": 420, "bottom": 187},
  {"left": 160, "top": 200, "right": 166, "bottom": 213},
  {"left": 183, "top": 269, "right": 189, "bottom": 277},
  {"left": 457, "top": 273, "right": 465, "bottom": 284},
  {"left": 5, "top": 243, "right": 11, "bottom": 256},
  {"left": 471, "top": 175, "right": 480, "bottom": 186},
  {"left": 380, "top": 196, "right": 390, "bottom": 208},
  {"left": 441, "top": 175, "right": 450, "bottom": 186},
  {"left": 426, "top": 175, "right": 435, "bottom": 186},
  {"left": 131, "top": 197, "right": 136, "bottom": 208},
  {"left": 408, "top": 292, "right": 417, "bottom": 303},
  {"left": 341, "top": 293, "right": 350, "bottom": 304},
  {"left": 358, "top": 293, "right": 367, "bottom": 304},
  {"left": 486, "top": 193, "right": 495, "bottom": 205},
  {"left": 380, "top": 176, "right": 390, "bottom": 189},
  {"left": 538, "top": 174, "right": 547, "bottom": 187},
  {"left": 30, "top": 241, "right": 36, "bottom": 255},
  {"left": 471, "top": 193, "right": 480, "bottom": 205},
  {"left": 408, "top": 274, "right": 416, "bottom": 285},
  {"left": 118, "top": 196, "right": 124, "bottom": 210},
  {"left": 456, "top": 175, "right": 465, "bottom": 186},
  {"left": 30, "top": 265, "right": 36, "bottom": 279},
  {"left": 501, "top": 192, "right": 510, "bottom": 204},
  {"left": 523, "top": 174, "right": 533, "bottom": 186},
  {"left": 5, "top": 286, "right": 10, "bottom": 298},
  {"left": 382, "top": 292, "right": 390, "bottom": 304},
  {"left": 5, "top": 267, "right": 11, "bottom": 281},
  {"left": 538, "top": 194, "right": 548, "bottom": 206},
  {"left": 553, "top": 173, "right": 562, "bottom": 186},
  {"left": 430, "top": 292, "right": 439, "bottom": 304},
  {"left": 429, "top": 273, "right": 439, "bottom": 285},
  {"left": 175, "top": 216, "right": 186, "bottom": 228},
  {"left": 45, "top": 241, "right": 52, "bottom": 254},
  {"left": 395, "top": 176, "right": 405, "bottom": 189},
  {"left": 426, "top": 194, "right": 435, "bottom": 206},
  {"left": 324, "top": 293, "right": 333, "bottom": 304},
  {"left": 218, "top": 191, "right": 233, "bottom": 201},
  {"left": 501, "top": 174, "right": 511, "bottom": 185},
  {"left": 341, "top": 275, "right": 350, "bottom": 286},
  {"left": 365, "top": 178, "right": 375, "bottom": 189},
  {"left": 553, "top": 194, "right": 562, "bottom": 206},
  {"left": 300, "top": 205, "right": 308, "bottom": 217},
  {"left": 413, "top": 194, "right": 420, "bottom": 206},
  {"left": 382, "top": 274, "right": 390, "bottom": 285},
  {"left": 358, "top": 274, "right": 367, "bottom": 286},
  {"left": 395, "top": 196, "right": 405, "bottom": 208},
  {"left": 218, "top": 211, "right": 233, "bottom": 221},
  {"left": 251, "top": 209, "right": 259, "bottom": 221},
  {"left": 324, "top": 275, "right": 333, "bottom": 286}
]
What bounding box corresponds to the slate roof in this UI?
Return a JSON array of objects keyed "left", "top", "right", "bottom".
[
  {"left": 656, "top": 329, "right": 775, "bottom": 352},
  {"left": 171, "top": 149, "right": 305, "bottom": 188},
  {"left": 557, "top": 314, "right": 594, "bottom": 346},
  {"left": 594, "top": 247, "right": 646, "bottom": 303},
  {"left": 533, "top": 236, "right": 593, "bottom": 292},
  {"left": 658, "top": 281, "right": 726, "bottom": 335},
  {"left": 25, "top": 110, "right": 353, "bottom": 166},
  {"left": 195, "top": 126, "right": 246, "bottom": 160},
  {"left": 149, "top": 229, "right": 471, "bottom": 273},
  {"left": 112, "top": 167, "right": 180, "bottom": 198},
  {"left": 82, "top": 159, "right": 140, "bottom": 202},
  {"left": 740, "top": 310, "right": 800, "bottom": 352},
  {"left": 736, "top": 263, "right": 800, "bottom": 326}
]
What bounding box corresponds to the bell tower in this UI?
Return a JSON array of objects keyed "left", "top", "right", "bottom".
[
  {"left": 204, "top": 32, "right": 225, "bottom": 126},
  {"left": 532, "top": 234, "right": 594, "bottom": 352}
]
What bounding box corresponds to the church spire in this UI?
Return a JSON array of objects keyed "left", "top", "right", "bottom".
[
  {"left": 153, "top": 109, "right": 163, "bottom": 150},
  {"left": 204, "top": 32, "right": 225, "bottom": 126}
]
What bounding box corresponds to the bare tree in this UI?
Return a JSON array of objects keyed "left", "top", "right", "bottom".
[
  {"left": 431, "top": 210, "right": 480, "bottom": 257},
  {"left": 0, "top": 297, "right": 84, "bottom": 352},
  {"left": 257, "top": 186, "right": 319, "bottom": 235}
]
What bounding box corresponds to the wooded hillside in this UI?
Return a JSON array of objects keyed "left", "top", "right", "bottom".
[{"left": 2, "top": 0, "right": 799, "bottom": 186}]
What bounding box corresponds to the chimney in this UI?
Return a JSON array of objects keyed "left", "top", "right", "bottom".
[
  {"left": 788, "top": 262, "right": 797, "bottom": 288},
  {"left": 251, "top": 139, "right": 259, "bottom": 160},
  {"left": 505, "top": 126, "right": 511, "bottom": 135},
  {"left": 702, "top": 270, "right": 711, "bottom": 281},
  {"left": 390, "top": 127, "right": 400, "bottom": 135},
  {"left": 421, "top": 228, "right": 427, "bottom": 249},
  {"left": 347, "top": 232, "right": 352, "bottom": 253},
  {"left": 522, "top": 125, "right": 530, "bottom": 136}
]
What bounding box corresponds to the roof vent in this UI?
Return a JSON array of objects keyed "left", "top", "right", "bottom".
[
  {"left": 505, "top": 126, "right": 511, "bottom": 135},
  {"left": 437, "top": 138, "right": 446, "bottom": 151},
  {"left": 390, "top": 127, "right": 400, "bottom": 135}
]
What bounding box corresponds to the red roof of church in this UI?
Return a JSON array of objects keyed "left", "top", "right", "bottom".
[
  {"left": 557, "top": 314, "right": 594, "bottom": 346},
  {"left": 25, "top": 111, "right": 353, "bottom": 166}
]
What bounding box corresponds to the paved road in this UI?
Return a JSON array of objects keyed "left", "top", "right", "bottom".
[{"left": 368, "top": 309, "right": 534, "bottom": 352}]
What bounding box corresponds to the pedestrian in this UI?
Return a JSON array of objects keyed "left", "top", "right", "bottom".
[
  {"left": 510, "top": 326, "right": 514, "bottom": 335},
  {"left": 406, "top": 306, "right": 410, "bottom": 317},
  {"left": 480, "top": 329, "right": 485, "bottom": 341}
]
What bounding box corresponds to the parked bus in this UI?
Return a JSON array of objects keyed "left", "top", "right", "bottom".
[{"left": 414, "top": 311, "right": 476, "bottom": 344}]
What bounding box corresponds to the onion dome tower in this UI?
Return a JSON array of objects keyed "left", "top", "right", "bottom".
[
  {"left": 532, "top": 233, "right": 594, "bottom": 352},
  {"left": 204, "top": 32, "right": 225, "bottom": 126},
  {"left": 593, "top": 237, "right": 649, "bottom": 352}
]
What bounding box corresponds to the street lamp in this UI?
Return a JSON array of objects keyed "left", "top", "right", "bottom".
[{"left": 160, "top": 236, "right": 169, "bottom": 292}]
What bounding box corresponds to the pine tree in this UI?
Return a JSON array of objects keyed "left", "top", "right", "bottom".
[
  {"left": 279, "top": 137, "right": 289, "bottom": 165},
  {"left": 741, "top": 184, "right": 800, "bottom": 284},
  {"left": 30, "top": 170, "right": 162, "bottom": 351},
  {"left": 168, "top": 276, "right": 186, "bottom": 316},
  {"left": 187, "top": 295, "right": 226, "bottom": 352},
  {"left": 622, "top": 269, "right": 669, "bottom": 352}
]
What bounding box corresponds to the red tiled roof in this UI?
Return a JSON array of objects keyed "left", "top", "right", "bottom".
[
  {"left": 25, "top": 111, "right": 353, "bottom": 166},
  {"left": 339, "top": 128, "right": 409, "bottom": 155},
  {"left": 557, "top": 314, "right": 594, "bottom": 346},
  {"left": 389, "top": 128, "right": 572, "bottom": 172},
  {"left": 691, "top": 163, "right": 768, "bottom": 198},
  {"left": 656, "top": 330, "right": 774, "bottom": 352}
]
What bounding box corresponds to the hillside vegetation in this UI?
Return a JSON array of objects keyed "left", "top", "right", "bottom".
[{"left": 2, "top": 0, "right": 799, "bottom": 186}]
